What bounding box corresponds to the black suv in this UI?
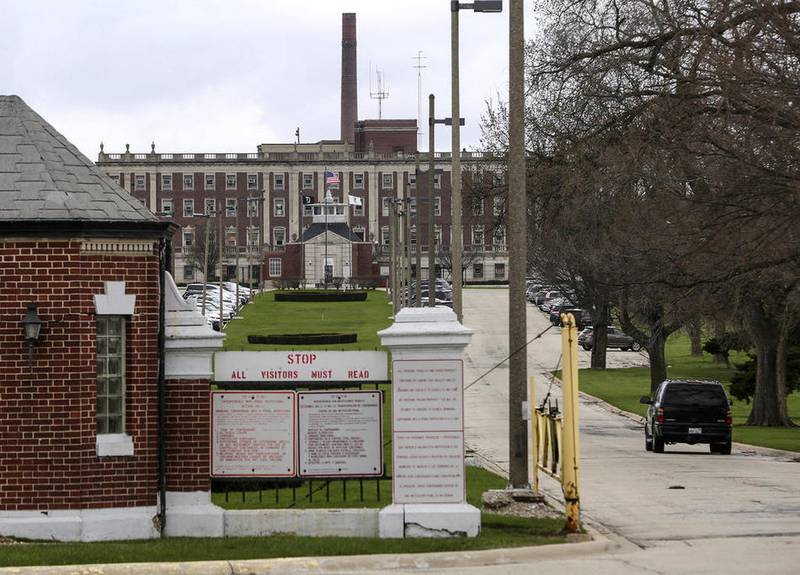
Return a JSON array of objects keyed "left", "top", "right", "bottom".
[{"left": 641, "top": 380, "right": 732, "bottom": 454}]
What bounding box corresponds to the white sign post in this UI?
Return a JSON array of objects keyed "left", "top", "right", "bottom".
[{"left": 378, "top": 307, "right": 478, "bottom": 538}]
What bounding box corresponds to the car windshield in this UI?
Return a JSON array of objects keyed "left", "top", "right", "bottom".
[{"left": 664, "top": 384, "right": 726, "bottom": 406}]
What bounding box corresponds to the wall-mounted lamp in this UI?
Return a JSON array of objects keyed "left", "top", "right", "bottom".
[{"left": 21, "top": 303, "right": 42, "bottom": 366}]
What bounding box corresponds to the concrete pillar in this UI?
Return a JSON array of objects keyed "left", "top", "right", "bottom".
[
  {"left": 163, "top": 271, "right": 226, "bottom": 537},
  {"left": 377, "top": 307, "right": 479, "bottom": 538}
]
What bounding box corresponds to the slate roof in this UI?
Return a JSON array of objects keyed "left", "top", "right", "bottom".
[
  {"left": 302, "top": 222, "right": 363, "bottom": 242},
  {"left": 0, "top": 95, "right": 157, "bottom": 223}
]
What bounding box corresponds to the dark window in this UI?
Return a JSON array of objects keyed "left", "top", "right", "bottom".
[{"left": 664, "top": 384, "right": 727, "bottom": 406}]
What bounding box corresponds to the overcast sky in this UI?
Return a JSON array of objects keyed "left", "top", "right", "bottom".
[{"left": 3, "top": 1, "right": 533, "bottom": 159}]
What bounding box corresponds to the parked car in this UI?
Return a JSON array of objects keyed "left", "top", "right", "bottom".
[
  {"left": 534, "top": 289, "right": 559, "bottom": 306},
  {"left": 641, "top": 380, "right": 732, "bottom": 454},
  {"left": 559, "top": 308, "right": 592, "bottom": 330},
  {"left": 577, "top": 326, "right": 641, "bottom": 351},
  {"left": 548, "top": 302, "right": 577, "bottom": 325},
  {"left": 538, "top": 291, "right": 563, "bottom": 311}
]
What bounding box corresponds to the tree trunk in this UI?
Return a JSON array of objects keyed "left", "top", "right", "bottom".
[
  {"left": 746, "top": 321, "right": 794, "bottom": 426},
  {"left": 687, "top": 319, "right": 703, "bottom": 357},
  {"left": 590, "top": 302, "right": 609, "bottom": 369},
  {"left": 648, "top": 330, "right": 668, "bottom": 395},
  {"left": 712, "top": 319, "right": 727, "bottom": 363}
]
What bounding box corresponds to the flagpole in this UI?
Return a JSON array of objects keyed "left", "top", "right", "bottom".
[{"left": 324, "top": 166, "right": 329, "bottom": 289}]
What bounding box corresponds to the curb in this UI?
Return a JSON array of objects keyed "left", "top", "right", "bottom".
[{"left": 0, "top": 533, "right": 616, "bottom": 575}]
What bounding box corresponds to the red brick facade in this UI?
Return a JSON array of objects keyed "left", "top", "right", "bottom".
[
  {"left": 0, "top": 239, "right": 163, "bottom": 510},
  {"left": 165, "top": 379, "right": 211, "bottom": 492}
]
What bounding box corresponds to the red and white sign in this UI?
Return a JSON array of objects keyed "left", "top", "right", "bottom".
[
  {"left": 211, "top": 391, "right": 295, "bottom": 477},
  {"left": 392, "top": 359, "right": 466, "bottom": 504},
  {"left": 214, "top": 351, "right": 388, "bottom": 383},
  {"left": 297, "top": 391, "right": 383, "bottom": 477}
]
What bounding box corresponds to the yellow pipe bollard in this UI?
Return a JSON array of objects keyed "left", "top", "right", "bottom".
[
  {"left": 530, "top": 376, "right": 538, "bottom": 493},
  {"left": 560, "top": 313, "right": 581, "bottom": 533}
]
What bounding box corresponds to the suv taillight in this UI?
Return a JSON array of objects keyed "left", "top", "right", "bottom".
[
  {"left": 656, "top": 407, "right": 665, "bottom": 424},
  {"left": 726, "top": 409, "right": 732, "bottom": 425}
]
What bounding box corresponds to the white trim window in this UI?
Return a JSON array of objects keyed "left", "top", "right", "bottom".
[
  {"left": 183, "top": 199, "right": 194, "bottom": 217},
  {"left": 352, "top": 200, "right": 364, "bottom": 217},
  {"left": 247, "top": 227, "right": 260, "bottom": 247},
  {"left": 96, "top": 316, "right": 125, "bottom": 434},
  {"left": 353, "top": 172, "right": 365, "bottom": 189},
  {"left": 247, "top": 174, "right": 258, "bottom": 190},
  {"left": 434, "top": 173, "right": 442, "bottom": 189},
  {"left": 204, "top": 198, "right": 216, "bottom": 216},
  {"left": 225, "top": 226, "right": 238, "bottom": 247},
  {"left": 408, "top": 172, "right": 416, "bottom": 189},
  {"left": 161, "top": 174, "right": 172, "bottom": 191},
  {"left": 269, "top": 258, "right": 282, "bottom": 277},
  {"left": 183, "top": 228, "right": 194, "bottom": 247},
  {"left": 410, "top": 198, "right": 417, "bottom": 216},
  {"left": 473, "top": 263, "right": 484, "bottom": 279},
  {"left": 381, "top": 226, "right": 390, "bottom": 245},
  {"left": 472, "top": 197, "right": 484, "bottom": 216},
  {"left": 410, "top": 225, "right": 417, "bottom": 249},
  {"left": 247, "top": 198, "right": 259, "bottom": 217},
  {"left": 274, "top": 174, "right": 285, "bottom": 190},
  {"left": 303, "top": 203, "right": 313, "bottom": 217},
  {"left": 382, "top": 197, "right": 392, "bottom": 217},
  {"left": 353, "top": 226, "right": 366, "bottom": 241},
  {"left": 273, "top": 226, "right": 286, "bottom": 246},
  {"left": 274, "top": 198, "right": 285, "bottom": 217},
  {"left": 226, "top": 198, "right": 237, "bottom": 217},
  {"left": 303, "top": 173, "right": 314, "bottom": 189},
  {"left": 134, "top": 174, "right": 146, "bottom": 191},
  {"left": 434, "top": 196, "right": 442, "bottom": 217},
  {"left": 225, "top": 173, "right": 237, "bottom": 189},
  {"left": 472, "top": 225, "right": 484, "bottom": 246},
  {"left": 493, "top": 225, "right": 506, "bottom": 247},
  {"left": 205, "top": 174, "right": 216, "bottom": 190},
  {"left": 494, "top": 262, "right": 506, "bottom": 279},
  {"left": 493, "top": 196, "right": 504, "bottom": 216},
  {"left": 382, "top": 172, "right": 394, "bottom": 189},
  {"left": 434, "top": 224, "right": 442, "bottom": 245},
  {"left": 183, "top": 264, "right": 195, "bottom": 281},
  {"left": 183, "top": 174, "right": 194, "bottom": 190},
  {"left": 160, "top": 198, "right": 173, "bottom": 216}
]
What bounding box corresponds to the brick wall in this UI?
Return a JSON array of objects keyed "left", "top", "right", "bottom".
[
  {"left": 0, "top": 239, "right": 161, "bottom": 510},
  {"left": 165, "top": 379, "right": 210, "bottom": 492}
]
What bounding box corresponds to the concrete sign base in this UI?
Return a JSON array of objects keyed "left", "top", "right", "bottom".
[{"left": 379, "top": 503, "right": 481, "bottom": 538}]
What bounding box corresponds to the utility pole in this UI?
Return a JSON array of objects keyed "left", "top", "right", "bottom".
[
  {"left": 427, "top": 94, "right": 436, "bottom": 307},
  {"left": 450, "top": 1, "right": 463, "bottom": 322},
  {"left": 415, "top": 153, "right": 423, "bottom": 307},
  {"left": 218, "top": 206, "right": 224, "bottom": 332},
  {"left": 508, "top": 0, "right": 528, "bottom": 487},
  {"left": 404, "top": 197, "right": 412, "bottom": 308},
  {"left": 199, "top": 214, "right": 211, "bottom": 316},
  {"left": 390, "top": 198, "right": 398, "bottom": 313}
]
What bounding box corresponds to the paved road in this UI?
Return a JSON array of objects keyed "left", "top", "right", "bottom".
[{"left": 457, "top": 289, "right": 800, "bottom": 574}]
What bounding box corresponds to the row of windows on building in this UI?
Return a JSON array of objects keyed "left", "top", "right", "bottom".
[
  {"left": 121, "top": 171, "right": 444, "bottom": 192},
  {"left": 162, "top": 195, "right": 501, "bottom": 220},
  {"left": 181, "top": 259, "right": 506, "bottom": 283},
  {"left": 180, "top": 222, "right": 506, "bottom": 252}
]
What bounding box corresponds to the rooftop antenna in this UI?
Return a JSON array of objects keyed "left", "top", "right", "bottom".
[
  {"left": 369, "top": 64, "right": 390, "bottom": 119},
  {"left": 412, "top": 51, "right": 427, "bottom": 149}
]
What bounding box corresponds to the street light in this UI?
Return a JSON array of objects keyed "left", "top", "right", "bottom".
[{"left": 451, "top": 0, "right": 503, "bottom": 322}]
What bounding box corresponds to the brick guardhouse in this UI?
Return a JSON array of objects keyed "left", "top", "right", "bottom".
[{"left": 0, "top": 95, "right": 225, "bottom": 541}]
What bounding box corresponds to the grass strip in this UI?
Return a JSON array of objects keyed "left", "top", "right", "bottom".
[{"left": 222, "top": 290, "right": 394, "bottom": 351}]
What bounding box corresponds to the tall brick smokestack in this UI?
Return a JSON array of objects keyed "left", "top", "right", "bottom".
[{"left": 340, "top": 13, "right": 358, "bottom": 144}]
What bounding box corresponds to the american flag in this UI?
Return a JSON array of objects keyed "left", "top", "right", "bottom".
[{"left": 325, "top": 171, "right": 340, "bottom": 185}]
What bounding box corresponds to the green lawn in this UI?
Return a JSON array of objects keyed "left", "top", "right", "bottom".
[
  {"left": 222, "top": 290, "right": 394, "bottom": 351},
  {"left": 577, "top": 335, "right": 800, "bottom": 452}
]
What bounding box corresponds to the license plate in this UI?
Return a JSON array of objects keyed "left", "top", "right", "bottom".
[{"left": 688, "top": 427, "right": 702, "bottom": 434}]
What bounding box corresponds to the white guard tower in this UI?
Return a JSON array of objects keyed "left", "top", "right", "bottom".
[{"left": 302, "top": 190, "right": 358, "bottom": 287}]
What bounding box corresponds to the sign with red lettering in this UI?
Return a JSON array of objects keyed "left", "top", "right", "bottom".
[
  {"left": 297, "top": 391, "right": 383, "bottom": 477},
  {"left": 214, "top": 351, "right": 388, "bottom": 383},
  {"left": 211, "top": 391, "right": 295, "bottom": 477}
]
